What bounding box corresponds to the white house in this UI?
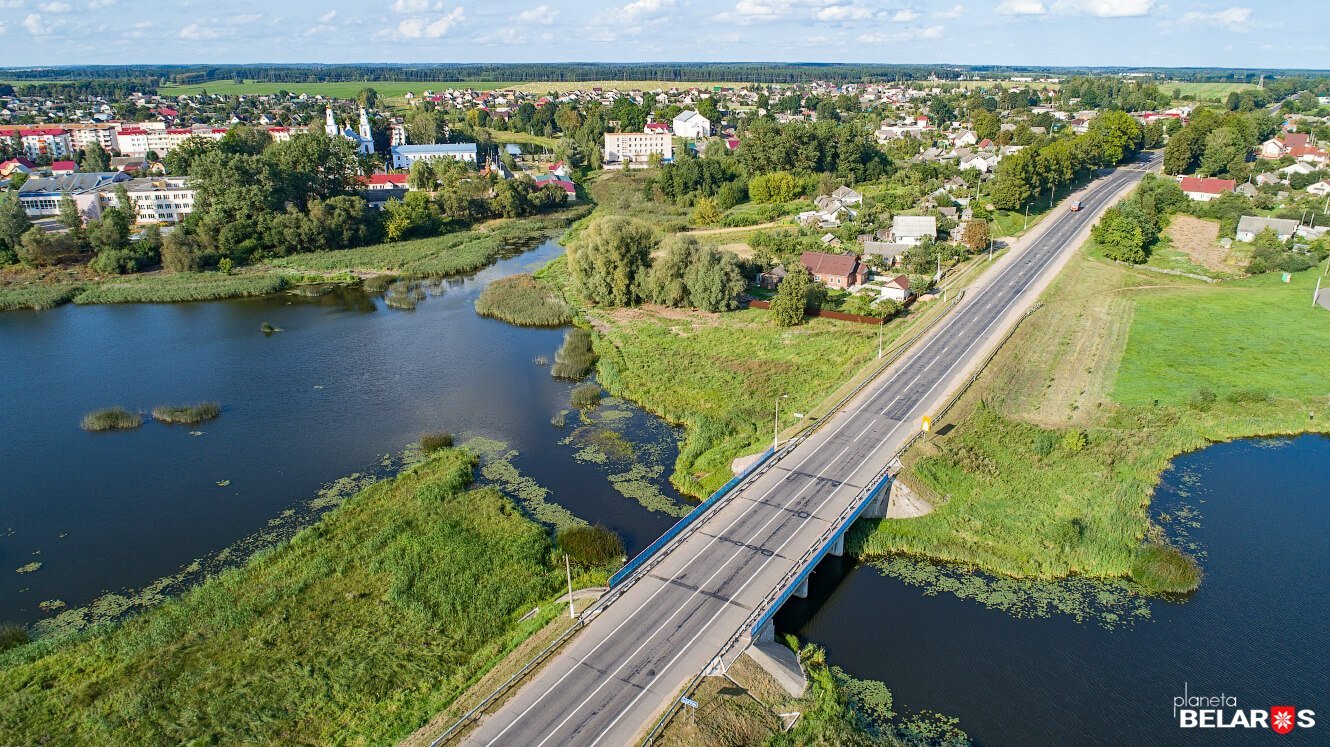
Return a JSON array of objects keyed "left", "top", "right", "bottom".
[
  {"left": 1236, "top": 216, "right": 1299, "bottom": 243},
  {"left": 872, "top": 274, "right": 912, "bottom": 302},
  {"left": 672, "top": 110, "right": 711, "bottom": 139},
  {"left": 1306, "top": 179, "right": 1330, "bottom": 197},
  {"left": 390, "top": 143, "right": 478, "bottom": 169},
  {"left": 603, "top": 131, "right": 673, "bottom": 167},
  {"left": 891, "top": 215, "right": 937, "bottom": 246},
  {"left": 16, "top": 128, "right": 72, "bottom": 160}
]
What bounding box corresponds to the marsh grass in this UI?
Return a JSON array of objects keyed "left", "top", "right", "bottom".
[
  {"left": 570, "top": 383, "right": 602, "bottom": 409},
  {"left": 0, "top": 448, "right": 562, "bottom": 744},
  {"left": 420, "top": 432, "right": 454, "bottom": 452},
  {"left": 81, "top": 407, "right": 142, "bottom": 432},
  {"left": 474, "top": 274, "right": 572, "bottom": 327},
  {"left": 556, "top": 524, "right": 624, "bottom": 568},
  {"left": 1130, "top": 543, "right": 1201, "bottom": 594},
  {"left": 0, "top": 282, "right": 83, "bottom": 311},
  {"left": 551, "top": 328, "right": 596, "bottom": 379},
  {"left": 73, "top": 273, "right": 287, "bottom": 304},
  {"left": 151, "top": 402, "right": 221, "bottom": 425},
  {"left": 0, "top": 624, "right": 27, "bottom": 654}
]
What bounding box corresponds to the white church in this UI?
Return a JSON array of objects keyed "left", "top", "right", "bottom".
[{"left": 325, "top": 107, "right": 375, "bottom": 155}]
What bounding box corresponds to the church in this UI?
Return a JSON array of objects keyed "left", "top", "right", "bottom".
[{"left": 325, "top": 106, "right": 374, "bottom": 155}]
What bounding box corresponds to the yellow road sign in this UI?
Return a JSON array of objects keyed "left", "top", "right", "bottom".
[{"left": 922, "top": 416, "right": 932, "bottom": 432}]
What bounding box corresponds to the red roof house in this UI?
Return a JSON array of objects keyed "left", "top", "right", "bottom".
[
  {"left": 359, "top": 173, "right": 409, "bottom": 190},
  {"left": 1179, "top": 176, "right": 1236, "bottom": 202},
  {"left": 800, "top": 251, "right": 866, "bottom": 289},
  {"left": 50, "top": 160, "right": 77, "bottom": 175},
  {"left": 644, "top": 122, "right": 670, "bottom": 134}
]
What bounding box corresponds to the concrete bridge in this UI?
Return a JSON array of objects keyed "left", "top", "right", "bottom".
[{"left": 449, "top": 155, "right": 1160, "bottom": 747}]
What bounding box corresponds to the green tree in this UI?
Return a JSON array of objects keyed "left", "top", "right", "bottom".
[
  {"left": 383, "top": 191, "right": 442, "bottom": 241},
  {"left": 57, "top": 194, "right": 86, "bottom": 248},
  {"left": 691, "top": 195, "right": 722, "bottom": 226},
  {"left": 164, "top": 136, "right": 219, "bottom": 175},
  {"left": 80, "top": 143, "right": 109, "bottom": 172},
  {"left": 1088, "top": 110, "right": 1144, "bottom": 165},
  {"left": 263, "top": 132, "right": 359, "bottom": 208},
  {"left": 748, "top": 171, "right": 799, "bottom": 203},
  {"left": 161, "top": 227, "right": 207, "bottom": 272},
  {"left": 1092, "top": 206, "right": 1147, "bottom": 263},
  {"left": 219, "top": 126, "right": 272, "bottom": 156},
  {"left": 568, "top": 217, "right": 656, "bottom": 307},
  {"left": 86, "top": 206, "right": 132, "bottom": 255},
  {"left": 771, "top": 262, "right": 810, "bottom": 326},
  {"left": 0, "top": 195, "right": 32, "bottom": 263},
  {"left": 1198, "top": 127, "right": 1247, "bottom": 177},
  {"left": 960, "top": 220, "right": 990, "bottom": 250},
  {"left": 356, "top": 87, "right": 378, "bottom": 109}
]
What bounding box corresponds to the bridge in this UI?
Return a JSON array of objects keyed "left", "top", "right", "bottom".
[{"left": 453, "top": 156, "right": 1160, "bottom": 746}]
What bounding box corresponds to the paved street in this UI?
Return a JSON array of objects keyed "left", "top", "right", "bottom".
[{"left": 460, "top": 156, "right": 1158, "bottom": 747}]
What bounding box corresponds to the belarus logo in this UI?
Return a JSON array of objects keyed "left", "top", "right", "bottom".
[{"left": 1272, "top": 706, "right": 1297, "bottom": 735}]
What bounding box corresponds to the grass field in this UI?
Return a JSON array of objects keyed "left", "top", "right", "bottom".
[
  {"left": 158, "top": 80, "right": 510, "bottom": 98},
  {"left": 852, "top": 248, "right": 1330, "bottom": 592},
  {"left": 0, "top": 449, "right": 565, "bottom": 744},
  {"left": 1165, "top": 81, "right": 1260, "bottom": 101}
]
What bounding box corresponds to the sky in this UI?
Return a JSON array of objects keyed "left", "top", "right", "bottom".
[{"left": 0, "top": 0, "right": 1324, "bottom": 70}]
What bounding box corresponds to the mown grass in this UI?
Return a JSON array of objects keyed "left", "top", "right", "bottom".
[
  {"left": 151, "top": 402, "right": 221, "bottom": 425},
  {"left": 80, "top": 407, "right": 142, "bottom": 432},
  {"left": 0, "top": 448, "right": 563, "bottom": 745},
  {"left": 475, "top": 273, "right": 572, "bottom": 326},
  {"left": 0, "top": 282, "right": 84, "bottom": 311},
  {"left": 852, "top": 253, "right": 1330, "bottom": 593},
  {"left": 72, "top": 273, "right": 288, "bottom": 304},
  {"left": 552, "top": 327, "right": 597, "bottom": 379}
]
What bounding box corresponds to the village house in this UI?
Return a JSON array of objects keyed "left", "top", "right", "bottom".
[
  {"left": 1235, "top": 216, "right": 1299, "bottom": 243},
  {"left": 891, "top": 215, "right": 938, "bottom": 245},
  {"left": 870, "top": 274, "right": 913, "bottom": 303},
  {"left": 1179, "top": 176, "right": 1236, "bottom": 202},
  {"left": 390, "top": 143, "right": 478, "bottom": 169},
  {"left": 755, "top": 265, "right": 787, "bottom": 290},
  {"left": 671, "top": 110, "right": 711, "bottom": 139},
  {"left": 800, "top": 251, "right": 867, "bottom": 289}
]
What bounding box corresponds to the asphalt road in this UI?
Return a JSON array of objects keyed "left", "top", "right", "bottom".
[{"left": 460, "top": 155, "right": 1159, "bottom": 747}]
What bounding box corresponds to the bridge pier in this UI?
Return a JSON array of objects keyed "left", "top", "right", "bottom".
[
  {"left": 792, "top": 575, "right": 809, "bottom": 598},
  {"left": 861, "top": 477, "right": 892, "bottom": 519},
  {"left": 746, "top": 621, "right": 807, "bottom": 697},
  {"left": 827, "top": 533, "right": 844, "bottom": 557}
]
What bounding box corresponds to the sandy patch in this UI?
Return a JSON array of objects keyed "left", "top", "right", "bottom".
[{"left": 1164, "top": 215, "right": 1229, "bottom": 273}]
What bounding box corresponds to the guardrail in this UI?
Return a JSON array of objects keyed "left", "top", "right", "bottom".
[{"left": 609, "top": 446, "right": 775, "bottom": 588}]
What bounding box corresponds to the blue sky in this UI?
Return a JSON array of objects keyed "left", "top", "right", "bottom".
[{"left": 0, "top": 1, "right": 1323, "bottom": 69}]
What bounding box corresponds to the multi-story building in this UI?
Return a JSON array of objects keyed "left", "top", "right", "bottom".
[
  {"left": 106, "top": 176, "right": 196, "bottom": 223},
  {"left": 16, "top": 128, "right": 72, "bottom": 161},
  {"left": 390, "top": 143, "right": 478, "bottom": 169},
  {"left": 603, "top": 131, "right": 673, "bottom": 167},
  {"left": 16, "top": 172, "right": 129, "bottom": 221}
]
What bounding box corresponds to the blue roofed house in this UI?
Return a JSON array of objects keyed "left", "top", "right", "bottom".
[{"left": 390, "top": 143, "right": 479, "bottom": 170}]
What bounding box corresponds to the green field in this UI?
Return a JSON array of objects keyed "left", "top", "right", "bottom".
[
  {"left": 1165, "top": 81, "right": 1260, "bottom": 100},
  {"left": 158, "top": 79, "right": 510, "bottom": 98},
  {"left": 0, "top": 448, "right": 566, "bottom": 744}
]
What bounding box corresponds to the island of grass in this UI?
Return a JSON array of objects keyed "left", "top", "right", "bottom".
[
  {"left": 81, "top": 407, "right": 142, "bottom": 432},
  {"left": 851, "top": 247, "right": 1330, "bottom": 595},
  {"left": 0, "top": 448, "right": 579, "bottom": 744},
  {"left": 151, "top": 402, "right": 221, "bottom": 425},
  {"left": 475, "top": 273, "right": 572, "bottom": 327}
]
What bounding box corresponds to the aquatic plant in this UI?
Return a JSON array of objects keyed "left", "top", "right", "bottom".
[
  {"left": 474, "top": 273, "right": 572, "bottom": 327},
  {"left": 81, "top": 407, "right": 142, "bottom": 432},
  {"left": 570, "top": 383, "right": 602, "bottom": 409},
  {"left": 420, "top": 432, "right": 454, "bottom": 453},
  {"left": 1129, "top": 543, "right": 1201, "bottom": 594},
  {"left": 151, "top": 402, "right": 221, "bottom": 425},
  {"left": 0, "top": 623, "right": 28, "bottom": 653},
  {"left": 551, "top": 328, "right": 597, "bottom": 379},
  {"left": 557, "top": 524, "right": 625, "bottom": 568}
]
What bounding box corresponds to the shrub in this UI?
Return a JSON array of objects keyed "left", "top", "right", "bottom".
[
  {"left": 557, "top": 524, "right": 624, "bottom": 567},
  {"left": 420, "top": 432, "right": 454, "bottom": 453},
  {"left": 1129, "top": 543, "right": 1201, "bottom": 594},
  {"left": 1225, "top": 388, "right": 1271, "bottom": 404},
  {"left": 81, "top": 407, "right": 142, "bottom": 432},
  {"left": 0, "top": 623, "right": 28, "bottom": 653},
  {"left": 552, "top": 328, "right": 597, "bottom": 379},
  {"left": 570, "top": 383, "right": 602, "bottom": 409},
  {"left": 474, "top": 274, "right": 572, "bottom": 327},
  {"left": 151, "top": 402, "right": 221, "bottom": 425},
  {"left": 1060, "top": 430, "right": 1087, "bottom": 453},
  {"left": 1187, "top": 387, "right": 1217, "bottom": 411}
]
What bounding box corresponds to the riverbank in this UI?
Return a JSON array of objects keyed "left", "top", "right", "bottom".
[
  {"left": 0, "top": 208, "right": 587, "bottom": 311},
  {"left": 0, "top": 447, "right": 600, "bottom": 743},
  {"left": 851, "top": 250, "right": 1330, "bottom": 593}
]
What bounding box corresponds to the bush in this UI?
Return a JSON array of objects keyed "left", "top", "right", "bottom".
[
  {"left": 0, "top": 623, "right": 28, "bottom": 653},
  {"left": 552, "top": 328, "right": 597, "bottom": 379},
  {"left": 570, "top": 382, "right": 602, "bottom": 409},
  {"left": 1060, "top": 430, "right": 1087, "bottom": 453},
  {"left": 1187, "top": 387, "right": 1217, "bottom": 411},
  {"left": 1225, "top": 388, "right": 1271, "bottom": 404},
  {"left": 474, "top": 274, "right": 572, "bottom": 327},
  {"left": 420, "top": 432, "right": 454, "bottom": 452},
  {"left": 81, "top": 407, "right": 142, "bottom": 432},
  {"left": 1129, "top": 543, "right": 1201, "bottom": 594},
  {"left": 151, "top": 402, "right": 221, "bottom": 425},
  {"left": 557, "top": 524, "right": 624, "bottom": 567}
]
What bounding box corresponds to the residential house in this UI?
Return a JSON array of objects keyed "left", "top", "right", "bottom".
[
  {"left": 891, "top": 215, "right": 938, "bottom": 246},
  {"left": 360, "top": 173, "right": 409, "bottom": 190},
  {"left": 603, "top": 131, "right": 673, "bottom": 167},
  {"left": 800, "top": 251, "right": 866, "bottom": 289},
  {"left": 1306, "top": 179, "right": 1330, "bottom": 197},
  {"left": 1179, "top": 176, "right": 1236, "bottom": 202},
  {"left": 1236, "top": 216, "right": 1299, "bottom": 243},
  {"left": 672, "top": 110, "right": 712, "bottom": 139},
  {"left": 1235, "top": 182, "right": 1258, "bottom": 198},
  {"left": 830, "top": 185, "right": 863, "bottom": 205},
  {"left": 0, "top": 157, "right": 34, "bottom": 177},
  {"left": 50, "top": 160, "right": 77, "bottom": 176},
  {"left": 755, "top": 265, "right": 787, "bottom": 290},
  {"left": 390, "top": 143, "right": 478, "bottom": 169},
  {"left": 872, "top": 275, "right": 912, "bottom": 303}
]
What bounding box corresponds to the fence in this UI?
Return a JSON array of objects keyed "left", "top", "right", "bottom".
[{"left": 746, "top": 299, "right": 887, "bottom": 325}]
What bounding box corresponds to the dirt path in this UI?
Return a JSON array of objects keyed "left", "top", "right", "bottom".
[{"left": 683, "top": 220, "right": 785, "bottom": 235}]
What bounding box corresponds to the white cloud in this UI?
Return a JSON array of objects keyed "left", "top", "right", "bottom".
[
  {"left": 816, "top": 4, "right": 873, "bottom": 21},
  {"left": 1179, "top": 6, "right": 1251, "bottom": 32},
  {"left": 0, "top": 0, "right": 25, "bottom": 7},
  {"left": 319, "top": 10, "right": 337, "bottom": 23},
  {"left": 22, "top": 13, "right": 50, "bottom": 34},
  {"left": 38, "top": 1, "right": 71, "bottom": 11},
  {"left": 936, "top": 3, "right": 964, "bottom": 18},
  {"left": 1051, "top": 0, "right": 1152, "bottom": 17},
  {"left": 179, "top": 22, "right": 221, "bottom": 40},
  {"left": 857, "top": 24, "right": 943, "bottom": 43},
  {"left": 88, "top": 0, "right": 118, "bottom": 8},
  {"left": 891, "top": 9, "right": 920, "bottom": 22},
  {"left": 996, "top": 0, "right": 1045, "bottom": 14},
  {"left": 392, "top": 0, "right": 443, "bottom": 12},
  {"left": 620, "top": 0, "right": 674, "bottom": 21},
  {"left": 392, "top": 6, "right": 464, "bottom": 38},
  {"left": 515, "top": 4, "right": 557, "bottom": 24}
]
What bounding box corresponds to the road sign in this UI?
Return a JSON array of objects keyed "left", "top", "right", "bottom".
[
  {"left": 921, "top": 416, "right": 932, "bottom": 432},
  {"left": 680, "top": 697, "right": 699, "bottom": 709}
]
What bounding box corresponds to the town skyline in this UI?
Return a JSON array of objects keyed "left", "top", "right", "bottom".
[{"left": 0, "top": 1, "right": 1324, "bottom": 69}]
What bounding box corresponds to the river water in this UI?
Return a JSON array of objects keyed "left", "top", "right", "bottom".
[
  {"left": 0, "top": 239, "right": 685, "bottom": 626},
  {"left": 779, "top": 434, "right": 1330, "bottom": 745}
]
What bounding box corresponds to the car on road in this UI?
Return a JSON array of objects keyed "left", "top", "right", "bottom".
[{"left": 1069, "top": 200, "right": 1084, "bottom": 212}]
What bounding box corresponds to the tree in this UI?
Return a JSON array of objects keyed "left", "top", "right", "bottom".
[
  {"left": 1198, "top": 127, "right": 1247, "bottom": 177},
  {"left": 383, "top": 191, "right": 442, "bottom": 241},
  {"left": 749, "top": 171, "right": 799, "bottom": 203},
  {"left": 57, "top": 194, "right": 86, "bottom": 248},
  {"left": 80, "top": 143, "right": 109, "bottom": 172},
  {"left": 408, "top": 160, "right": 435, "bottom": 190},
  {"left": 1092, "top": 206, "right": 1147, "bottom": 263},
  {"left": 643, "top": 235, "right": 746, "bottom": 312},
  {"left": 161, "top": 228, "right": 208, "bottom": 272},
  {"left": 568, "top": 217, "right": 656, "bottom": 307},
  {"left": 164, "top": 136, "right": 219, "bottom": 175},
  {"left": 356, "top": 87, "right": 379, "bottom": 109},
  {"left": 0, "top": 195, "right": 32, "bottom": 263},
  {"left": 691, "top": 195, "right": 722, "bottom": 226},
  {"left": 960, "top": 220, "right": 990, "bottom": 251},
  {"left": 308, "top": 195, "right": 381, "bottom": 249},
  {"left": 770, "top": 262, "right": 810, "bottom": 326},
  {"left": 1088, "top": 110, "right": 1143, "bottom": 165},
  {"left": 17, "top": 226, "right": 69, "bottom": 267},
  {"left": 86, "top": 206, "right": 132, "bottom": 255},
  {"left": 263, "top": 132, "right": 359, "bottom": 208},
  {"left": 219, "top": 126, "right": 272, "bottom": 156}
]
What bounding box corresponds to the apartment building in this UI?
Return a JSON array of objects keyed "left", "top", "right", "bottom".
[{"left": 603, "top": 131, "right": 673, "bottom": 167}]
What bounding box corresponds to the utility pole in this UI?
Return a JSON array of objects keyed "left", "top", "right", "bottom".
[
  {"left": 878, "top": 324, "right": 883, "bottom": 359},
  {"left": 565, "top": 553, "right": 575, "bottom": 620},
  {"left": 773, "top": 394, "right": 787, "bottom": 451},
  {"left": 1023, "top": 202, "right": 1030, "bottom": 231},
  {"left": 1315, "top": 275, "right": 1322, "bottom": 308}
]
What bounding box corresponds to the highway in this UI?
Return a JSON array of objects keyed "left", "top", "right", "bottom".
[{"left": 459, "top": 154, "right": 1159, "bottom": 747}]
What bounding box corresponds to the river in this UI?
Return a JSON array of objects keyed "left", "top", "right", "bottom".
[
  {"left": 0, "top": 238, "right": 686, "bottom": 626},
  {"left": 779, "top": 434, "right": 1330, "bottom": 745}
]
